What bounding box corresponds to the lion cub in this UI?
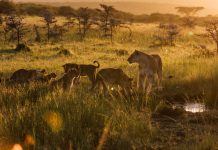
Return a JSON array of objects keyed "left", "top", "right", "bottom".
[
  {"left": 51, "top": 69, "right": 79, "bottom": 91},
  {"left": 10, "top": 69, "right": 46, "bottom": 83},
  {"left": 62, "top": 61, "right": 100, "bottom": 87},
  {"left": 92, "top": 68, "right": 133, "bottom": 94},
  {"left": 38, "top": 73, "right": 57, "bottom": 83}
]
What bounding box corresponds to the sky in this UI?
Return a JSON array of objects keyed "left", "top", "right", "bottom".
[
  {"left": 13, "top": 0, "right": 218, "bottom": 15},
  {"left": 14, "top": 0, "right": 218, "bottom": 8}
]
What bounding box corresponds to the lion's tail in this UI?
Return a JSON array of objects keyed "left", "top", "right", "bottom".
[{"left": 93, "top": 61, "right": 100, "bottom": 68}]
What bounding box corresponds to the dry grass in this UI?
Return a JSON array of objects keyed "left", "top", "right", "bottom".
[{"left": 0, "top": 17, "right": 218, "bottom": 149}]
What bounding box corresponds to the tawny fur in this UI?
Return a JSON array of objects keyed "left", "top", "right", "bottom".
[
  {"left": 127, "top": 50, "right": 162, "bottom": 94},
  {"left": 92, "top": 68, "right": 133, "bottom": 94},
  {"left": 10, "top": 69, "right": 46, "bottom": 84},
  {"left": 62, "top": 61, "right": 100, "bottom": 87},
  {"left": 51, "top": 69, "right": 79, "bottom": 91}
]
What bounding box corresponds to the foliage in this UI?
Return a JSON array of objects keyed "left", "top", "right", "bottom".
[
  {"left": 175, "top": 7, "right": 204, "bottom": 28},
  {"left": 75, "top": 7, "right": 95, "bottom": 40},
  {"left": 42, "top": 10, "right": 57, "bottom": 41},
  {"left": 205, "top": 19, "right": 218, "bottom": 52},
  {"left": 175, "top": 7, "right": 204, "bottom": 16},
  {"left": 0, "top": 0, "right": 16, "bottom": 14},
  {"left": 5, "top": 15, "right": 28, "bottom": 45},
  {"left": 58, "top": 6, "right": 75, "bottom": 18}
]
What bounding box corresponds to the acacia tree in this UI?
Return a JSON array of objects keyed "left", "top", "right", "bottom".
[
  {"left": 206, "top": 19, "right": 218, "bottom": 53},
  {"left": 43, "top": 11, "right": 57, "bottom": 41},
  {"left": 5, "top": 15, "right": 27, "bottom": 45},
  {"left": 75, "top": 7, "right": 93, "bottom": 40},
  {"left": 97, "top": 4, "right": 131, "bottom": 42},
  {"left": 0, "top": 17, "right": 10, "bottom": 42},
  {"left": 98, "top": 4, "right": 115, "bottom": 37},
  {"left": 175, "top": 7, "right": 204, "bottom": 28}
]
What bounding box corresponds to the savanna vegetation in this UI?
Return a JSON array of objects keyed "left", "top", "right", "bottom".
[{"left": 0, "top": 0, "right": 218, "bottom": 149}]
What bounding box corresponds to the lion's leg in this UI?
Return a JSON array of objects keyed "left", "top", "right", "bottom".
[
  {"left": 157, "top": 69, "right": 163, "bottom": 90},
  {"left": 101, "top": 81, "right": 108, "bottom": 96},
  {"left": 146, "top": 75, "right": 154, "bottom": 96},
  {"left": 69, "top": 77, "right": 76, "bottom": 91},
  {"left": 138, "top": 74, "right": 146, "bottom": 93}
]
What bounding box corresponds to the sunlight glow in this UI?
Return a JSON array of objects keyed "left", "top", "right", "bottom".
[
  {"left": 24, "top": 134, "right": 35, "bottom": 146},
  {"left": 11, "top": 144, "right": 23, "bottom": 150},
  {"left": 43, "top": 111, "right": 63, "bottom": 133}
]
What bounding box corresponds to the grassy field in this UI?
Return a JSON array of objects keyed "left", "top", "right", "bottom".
[{"left": 0, "top": 17, "right": 218, "bottom": 149}]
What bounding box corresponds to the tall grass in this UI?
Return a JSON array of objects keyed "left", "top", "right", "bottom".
[{"left": 0, "top": 18, "right": 218, "bottom": 149}]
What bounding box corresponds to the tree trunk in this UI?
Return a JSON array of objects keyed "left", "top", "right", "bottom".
[
  {"left": 47, "top": 24, "right": 50, "bottom": 41},
  {"left": 17, "top": 28, "right": 20, "bottom": 45},
  {"left": 110, "top": 26, "right": 113, "bottom": 43},
  {"left": 216, "top": 42, "right": 218, "bottom": 54}
]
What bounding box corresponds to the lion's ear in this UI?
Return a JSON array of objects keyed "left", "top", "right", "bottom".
[
  {"left": 129, "top": 78, "right": 133, "bottom": 81},
  {"left": 135, "top": 50, "right": 140, "bottom": 54},
  {"left": 41, "top": 69, "right": 46, "bottom": 74}
]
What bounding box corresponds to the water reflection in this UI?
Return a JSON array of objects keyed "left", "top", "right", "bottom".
[
  {"left": 184, "top": 103, "right": 206, "bottom": 113},
  {"left": 173, "top": 103, "right": 206, "bottom": 113}
]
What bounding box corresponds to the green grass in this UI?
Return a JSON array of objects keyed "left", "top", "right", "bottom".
[{"left": 0, "top": 17, "right": 218, "bottom": 149}]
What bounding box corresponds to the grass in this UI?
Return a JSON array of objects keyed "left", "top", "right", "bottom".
[{"left": 0, "top": 16, "right": 218, "bottom": 149}]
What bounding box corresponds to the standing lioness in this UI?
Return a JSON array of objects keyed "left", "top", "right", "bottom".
[
  {"left": 92, "top": 68, "right": 133, "bottom": 94},
  {"left": 127, "top": 50, "right": 162, "bottom": 94}
]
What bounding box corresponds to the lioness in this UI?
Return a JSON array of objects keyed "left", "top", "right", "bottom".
[
  {"left": 62, "top": 61, "right": 100, "bottom": 87},
  {"left": 92, "top": 68, "right": 133, "bottom": 94},
  {"left": 127, "top": 50, "right": 162, "bottom": 94},
  {"left": 51, "top": 69, "right": 79, "bottom": 91},
  {"left": 10, "top": 69, "right": 46, "bottom": 84}
]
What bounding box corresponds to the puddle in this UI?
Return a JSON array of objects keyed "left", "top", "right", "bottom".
[
  {"left": 184, "top": 103, "right": 206, "bottom": 113},
  {"left": 173, "top": 103, "right": 206, "bottom": 113}
]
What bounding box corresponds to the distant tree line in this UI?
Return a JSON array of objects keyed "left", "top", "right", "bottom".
[
  {"left": 0, "top": 1, "right": 133, "bottom": 44},
  {"left": 2, "top": 0, "right": 218, "bottom": 51},
  {"left": 0, "top": 0, "right": 213, "bottom": 25}
]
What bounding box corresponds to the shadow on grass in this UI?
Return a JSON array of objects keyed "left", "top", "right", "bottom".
[
  {"left": 0, "top": 49, "right": 17, "bottom": 54},
  {"left": 159, "top": 73, "right": 218, "bottom": 109}
]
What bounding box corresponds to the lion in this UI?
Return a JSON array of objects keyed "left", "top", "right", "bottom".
[
  {"left": 92, "top": 68, "right": 133, "bottom": 95},
  {"left": 10, "top": 69, "right": 46, "bottom": 84},
  {"left": 62, "top": 61, "right": 100, "bottom": 87},
  {"left": 51, "top": 69, "right": 80, "bottom": 91},
  {"left": 38, "top": 73, "right": 57, "bottom": 83},
  {"left": 127, "top": 50, "right": 162, "bottom": 94}
]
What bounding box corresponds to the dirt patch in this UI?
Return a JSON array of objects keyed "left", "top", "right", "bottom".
[
  {"left": 150, "top": 110, "right": 218, "bottom": 149},
  {"left": 154, "top": 103, "right": 185, "bottom": 118}
]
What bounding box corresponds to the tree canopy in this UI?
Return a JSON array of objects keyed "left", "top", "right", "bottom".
[{"left": 175, "top": 7, "right": 204, "bottom": 16}]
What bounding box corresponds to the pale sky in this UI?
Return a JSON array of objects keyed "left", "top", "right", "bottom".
[
  {"left": 14, "top": 0, "right": 218, "bottom": 8},
  {"left": 14, "top": 0, "right": 218, "bottom": 15}
]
